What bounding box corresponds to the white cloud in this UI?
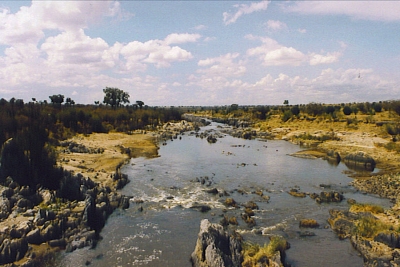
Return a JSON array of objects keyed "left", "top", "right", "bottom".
[
  {"left": 0, "top": 1, "right": 120, "bottom": 45},
  {"left": 197, "top": 53, "right": 246, "bottom": 77},
  {"left": 309, "top": 52, "right": 341, "bottom": 66},
  {"left": 298, "top": 28, "right": 307, "bottom": 34},
  {"left": 41, "top": 29, "right": 113, "bottom": 69},
  {"left": 121, "top": 38, "right": 194, "bottom": 69},
  {"left": 247, "top": 37, "right": 341, "bottom": 66},
  {"left": 164, "top": 33, "right": 201, "bottom": 45},
  {"left": 223, "top": 0, "right": 270, "bottom": 25},
  {"left": 266, "top": 20, "right": 287, "bottom": 31},
  {"left": 283, "top": 1, "right": 400, "bottom": 22},
  {"left": 193, "top": 24, "right": 206, "bottom": 31}
]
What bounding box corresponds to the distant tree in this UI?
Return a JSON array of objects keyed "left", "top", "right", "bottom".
[
  {"left": 65, "top": 97, "right": 75, "bottom": 106},
  {"left": 15, "top": 99, "right": 24, "bottom": 108},
  {"left": 136, "top": 100, "right": 144, "bottom": 109},
  {"left": 230, "top": 104, "right": 239, "bottom": 112},
  {"left": 283, "top": 100, "right": 289, "bottom": 105},
  {"left": 103, "top": 87, "right": 130, "bottom": 109},
  {"left": 305, "top": 102, "right": 324, "bottom": 116},
  {"left": 49, "top": 94, "right": 65, "bottom": 106},
  {"left": 372, "top": 102, "right": 382, "bottom": 112},
  {"left": 0, "top": 98, "right": 7, "bottom": 106},
  {"left": 325, "top": 105, "right": 335, "bottom": 115},
  {"left": 290, "top": 105, "right": 300, "bottom": 116},
  {"left": 343, "top": 106, "right": 352, "bottom": 115}
]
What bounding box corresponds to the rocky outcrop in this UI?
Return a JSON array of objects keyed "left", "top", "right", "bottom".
[
  {"left": 351, "top": 173, "right": 400, "bottom": 202},
  {"left": 0, "top": 172, "right": 132, "bottom": 266},
  {"left": 343, "top": 151, "right": 376, "bottom": 171},
  {"left": 309, "top": 191, "right": 343, "bottom": 204},
  {"left": 325, "top": 150, "right": 341, "bottom": 165},
  {"left": 191, "top": 219, "right": 242, "bottom": 267},
  {"left": 350, "top": 236, "right": 400, "bottom": 267}
]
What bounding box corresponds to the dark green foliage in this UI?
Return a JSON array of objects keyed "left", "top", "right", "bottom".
[
  {"left": 391, "top": 101, "right": 400, "bottom": 116},
  {"left": 49, "top": 94, "right": 64, "bottom": 106},
  {"left": 386, "top": 124, "right": 400, "bottom": 136},
  {"left": 253, "top": 106, "right": 270, "bottom": 120},
  {"left": 103, "top": 87, "right": 130, "bottom": 109},
  {"left": 343, "top": 106, "right": 352, "bottom": 115},
  {"left": 0, "top": 96, "right": 184, "bottom": 192},
  {"left": 372, "top": 102, "right": 382, "bottom": 112},
  {"left": 305, "top": 102, "right": 324, "bottom": 116},
  {"left": 281, "top": 110, "right": 292, "bottom": 122},
  {"left": 290, "top": 105, "right": 300, "bottom": 116},
  {"left": 325, "top": 105, "right": 336, "bottom": 115}
]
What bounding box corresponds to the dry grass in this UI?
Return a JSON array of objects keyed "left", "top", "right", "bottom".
[
  {"left": 57, "top": 132, "right": 158, "bottom": 187},
  {"left": 350, "top": 203, "right": 385, "bottom": 214},
  {"left": 242, "top": 236, "right": 287, "bottom": 267}
]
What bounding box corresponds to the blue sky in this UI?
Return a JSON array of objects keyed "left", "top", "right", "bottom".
[{"left": 0, "top": 1, "right": 399, "bottom": 106}]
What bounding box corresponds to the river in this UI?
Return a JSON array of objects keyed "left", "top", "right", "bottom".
[{"left": 57, "top": 121, "right": 391, "bottom": 267}]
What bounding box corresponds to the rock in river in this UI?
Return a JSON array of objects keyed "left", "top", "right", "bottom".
[{"left": 191, "top": 219, "right": 242, "bottom": 267}]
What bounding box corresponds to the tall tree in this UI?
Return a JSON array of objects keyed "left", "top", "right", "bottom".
[
  {"left": 103, "top": 87, "right": 130, "bottom": 109},
  {"left": 49, "top": 94, "right": 64, "bottom": 107},
  {"left": 136, "top": 100, "right": 144, "bottom": 109}
]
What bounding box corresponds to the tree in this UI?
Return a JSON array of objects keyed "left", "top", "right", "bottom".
[
  {"left": 49, "top": 94, "right": 64, "bottom": 106},
  {"left": 136, "top": 100, "right": 144, "bottom": 109},
  {"left": 343, "top": 106, "right": 352, "bottom": 115},
  {"left": 65, "top": 97, "right": 75, "bottom": 106},
  {"left": 283, "top": 100, "right": 289, "bottom": 105},
  {"left": 103, "top": 87, "right": 130, "bottom": 109}
]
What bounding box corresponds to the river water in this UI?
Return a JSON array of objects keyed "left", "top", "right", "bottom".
[{"left": 58, "top": 121, "right": 391, "bottom": 267}]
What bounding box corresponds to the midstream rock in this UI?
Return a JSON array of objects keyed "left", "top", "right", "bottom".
[{"left": 190, "top": 219, "right": 242, "bottom": 267}]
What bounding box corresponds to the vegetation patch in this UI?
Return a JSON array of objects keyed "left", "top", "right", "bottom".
[
  {"left": 350, "top": 203, "right": 385, "bottom": 214},
  {"left": 299, "top": 219, "right": 320, "bottom": 228},
  {"left": 242, "top": 236, "right": 288, "bottom": 267},
  {"left": 353, "top": 217, "right": 389, "bottom": 238}
]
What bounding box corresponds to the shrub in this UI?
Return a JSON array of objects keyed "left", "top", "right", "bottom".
[
  {"left": 281, "top": 110, "right": 292, "bottom": 122},
  {"left": 343, "top": 106, "right": 352, "bottom": 115},
  {"left": 353, "top": 217, "right": 388, "bottom": 238},
  {"left": 242, "top": 236, "right": 288, "bottom": 267}
]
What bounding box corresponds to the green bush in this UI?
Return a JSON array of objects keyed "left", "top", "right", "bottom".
[{"left": 343, "top": 106, "right": 352, "bottom": 115}]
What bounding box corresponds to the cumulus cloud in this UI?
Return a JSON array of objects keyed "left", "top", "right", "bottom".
[
  {"left": 197, "top": 53, "right": 246, "bottom": 77},
  {"left": 223, "top": 0, "right": 270, "bottom": 25},
  {"left": 283, "top": 1, "right": 400, "bottom": 22},
  {"left": 266, "top": 20, "right": 287, "bottom": 31},
  {"left": 121, "top": 38, "right": 194, "bottom": 69},
  {"left": 41, "top": 29, "right": 113, "bottom": 68},
  {"left": 0, "top": 1, "right": 120, "bottom": 45},
  {"left": 247, "top": 36, "right": 341, "bottom": 66},
  {"left": 164, "top": 33, "right": 201, "bottom": 45}
]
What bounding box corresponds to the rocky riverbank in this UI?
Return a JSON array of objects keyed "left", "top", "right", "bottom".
[
  {"left": 184, "top": 113, "right": 400, "bottom": 266},
  {"left": 0, "top": 130, "right": 163, "bottom": 266}
]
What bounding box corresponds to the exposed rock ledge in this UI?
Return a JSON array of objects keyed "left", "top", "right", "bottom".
[{"left": 191, "top": 219, "right": 242, "bottom": 267}]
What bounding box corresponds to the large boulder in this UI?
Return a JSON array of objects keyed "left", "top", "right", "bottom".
[
  {"left": 0, "top": 237, "right": 28, "bottom": 264},
  {"left": 190, "top": 219, "right": 242, "bottom": 267},
  {"left": 343, "top": 151, "right": 376, "bottom": 171}
]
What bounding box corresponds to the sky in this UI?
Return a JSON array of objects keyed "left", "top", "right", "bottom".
[{"left": 0, "top": 1, "right": 399, "bottom": 106}]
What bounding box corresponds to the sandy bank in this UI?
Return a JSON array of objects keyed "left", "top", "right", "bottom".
[{"left": 57, "top": 132, "right": 159, "bottom": 188}]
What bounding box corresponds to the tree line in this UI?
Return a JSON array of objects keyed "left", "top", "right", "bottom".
[{"left": 0, "top": 87, "right": 183, "bottom": 190}]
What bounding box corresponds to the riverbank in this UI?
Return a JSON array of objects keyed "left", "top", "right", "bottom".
[
  {"left": 58, "top": 132, "right": 159, "bottom": 188},
  {"left": 0, "top": 131, "right": 160, "bottom": 266},
  {"left": 192, "top": 111, "right": 400, "bottom": 266}
]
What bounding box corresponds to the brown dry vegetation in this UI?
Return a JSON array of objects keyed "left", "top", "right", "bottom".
[{"left": 57, "top": 132, "right": 158, "bottom": 188}]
